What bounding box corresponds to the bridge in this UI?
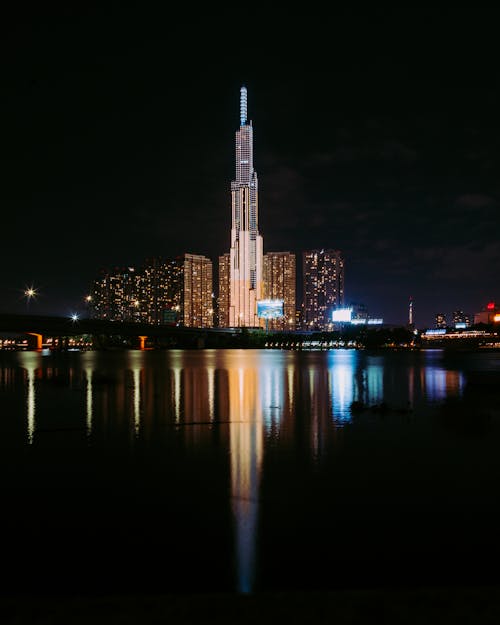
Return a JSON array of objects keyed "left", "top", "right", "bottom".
[
  {"left": 0, "top": 313, "right": 254, "bottom": 350},
  {"left": 5, "top": 313, "right": 486, "bottom": 352}
]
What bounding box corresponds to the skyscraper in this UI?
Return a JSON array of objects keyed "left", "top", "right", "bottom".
[
  {"left": 90, "top": 266, "right": 143, "bottom": 322},
  {"left": 218, "top": 252, "right": 230, "bottom": 328},
  {"left": 90, "top": 253, "right": 213, "bottom": 328},
  {"left": 228, "top": 86, "right": 263, "bottom": 327},
  {"left": 181, "top": 253, "right": 213, "bottom": 328},
  {"left": 263, "top": 251, "right": 296, "bottom": 330},
  {"left": 303, "top": 249, "right": 344, "bottom": 330},
  {"left": 142, "top": 256, "right": 182, "bottom": 324}
]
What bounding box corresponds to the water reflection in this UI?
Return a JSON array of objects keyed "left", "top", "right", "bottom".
[
  {"left": 85, "top": 368, "right": 93, "bottom": 437},
  {"left": 366, "top": 360, "right": 384, "bottom": 405},
  {"left": 259, "top": 358, "right": 285, "bottom": 436},
  {"left": 207, "top": 366, "right": 215, "bottom": 421},
  {"left": 308, "top": 367, "right": 321, "bottom": 459},
  {"left": 228, "top": 354, "right": 263, "bottom": 594},
  {"left": 128, "top": 351, "right": 147, "bottom": 438},
  {"left": 328, "top": 358, "right": 354, "bottom": 422},
  {"left": 170, "top": 352, "right": 182, "bottom": 423},
  {"left": 17, "top": 352, "right": 41, "bottom": 445},
  {"left": 0, "top": 348, "right": 478, "bottom": 594},
  {"left": 26, "top": 364, "right": 36, "bottom": 444},
  {"left": 424, "top": 367, "right": 464, "bottom": 402}
]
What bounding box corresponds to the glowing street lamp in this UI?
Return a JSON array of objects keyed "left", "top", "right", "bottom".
[
  {"left": 71, "top": 313, "right": 79, "bottom": 322},
  {"left": 23, "top": 285, "right": 38, "bottom": 311}
]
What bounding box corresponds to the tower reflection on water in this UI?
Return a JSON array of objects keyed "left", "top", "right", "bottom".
[
  {"left": 228, "top": 362, "right": 262, "bottom": 594},
  {"left": 10, "top": 349, "right": 467, "bottom": 594}
]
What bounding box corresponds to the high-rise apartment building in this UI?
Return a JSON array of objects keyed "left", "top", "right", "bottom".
[
  {"left": 142, "top": 256, "right": 182, "bottom": 324},
  {"left": 302, "top": 249, "right": 344, "bottom": 330},
  {"left": 91, "top": 267, "right": 143, "bottom": 322},
  {"left": 218, "top": 252, "right": 230, "bottom": 328},
  {"left": 180, "top": 253, "right": 213, "bottom": 328},
  {"left": 90, "top": 253, "right": 213, "bottom": 328},
  {"left": 263, "top": 252, "right": 296, "bottom": 330},
  {"left": 227, "top": 86, "right": 263, "bottom": 327}
]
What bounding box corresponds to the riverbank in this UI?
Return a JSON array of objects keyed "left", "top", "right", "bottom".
[{"left": 2, "top": 585, "right": 500, "bottom": 624}]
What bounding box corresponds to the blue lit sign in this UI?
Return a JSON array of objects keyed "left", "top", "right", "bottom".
[
  {"left": 332, "top": 308, "right": 352, "bottom": 322},
  {"left": 257, "top": 299, "right": 284, "bottom": 319}
]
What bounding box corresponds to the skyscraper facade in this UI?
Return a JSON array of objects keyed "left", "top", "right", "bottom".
[
  {"left": 90, "top": 253, "right": 213, "bottom": 328},
  {"left": 302, "top": 249, "right": 344, "bottom": 330},
  {"left": 142, "top": 256, "right": 182, "bottom": 324},
  {"left": 181, "top": 253, "right": 213, "bottom": 328},
  {"left": 263, "top": 251, "right": 296, "bottom": 330},
  {"left": 218, "top": 252, "right": 230, "bottom": 328},
  {"left": 228, "top": 86, "right": 263, "bottom": 327},
  {"left": 90, "top": 266, "right": 143, "bottom": 322}
]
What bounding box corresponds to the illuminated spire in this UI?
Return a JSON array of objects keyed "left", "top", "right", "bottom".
[
  {"left": 228, "top": 86, "right": 263, "bottom": 327},
  {"left": 240, "top": 86, "right": 247, "bottom": 126}
]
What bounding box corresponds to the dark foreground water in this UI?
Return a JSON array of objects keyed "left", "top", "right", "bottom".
[{"left": 1, "top": 348, "right": 499, "bottom": 596}]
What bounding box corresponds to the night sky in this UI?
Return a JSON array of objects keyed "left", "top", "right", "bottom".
[{"left": 2, "top": 6, "right": 499, "bottom": 327}]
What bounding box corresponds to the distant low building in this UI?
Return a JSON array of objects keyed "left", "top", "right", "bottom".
[
  {"left": 474, "top": 301, "right": 500, "bottom": 325},
  {"left": 452, "top": 310, "right": 471, "bottom": 328},
  {"left": 435, "top": 313, "right": 447, "bottom": 329}
]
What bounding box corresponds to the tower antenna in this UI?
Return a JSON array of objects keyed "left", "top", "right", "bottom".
[{"left": 240, "top": 86, "right": 247, "bottom": 126}]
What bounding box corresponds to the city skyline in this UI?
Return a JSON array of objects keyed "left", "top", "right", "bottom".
[{"left": 1, "top": 7, "right": 498, "bottom": 327}]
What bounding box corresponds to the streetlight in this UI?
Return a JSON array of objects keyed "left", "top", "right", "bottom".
[
  {"left": 83, "top": 295, "right": 93, "bottom": 320},
  {"left": 71, "top": 313, "right": 79, "bottom": 322},
  {"left": 23, "top": 285, "right": 38, "bottom": 312}
]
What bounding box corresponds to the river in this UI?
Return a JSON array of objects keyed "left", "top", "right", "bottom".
[{"left": 1, "top": 348, "right": 499, "bottom": 595}]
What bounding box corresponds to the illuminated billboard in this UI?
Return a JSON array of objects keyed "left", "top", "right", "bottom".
[
  {"left": 257, "top": 299, "right": 284, "bottom": 319},
  {"left": 331, "top": 308, "right": 352, "bottom": 322}
]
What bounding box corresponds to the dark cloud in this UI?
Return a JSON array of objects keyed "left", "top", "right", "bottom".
[
  {"left": 422, "top": 243, "right": 500, "bottom": 282},
  {"left": 454, "top": 194, "right": 497, "bottom": 210},
  {"left": 316, "top": 140, "right": 419, "bottom": 165}
]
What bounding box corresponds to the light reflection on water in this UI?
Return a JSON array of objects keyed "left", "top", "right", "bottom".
[
  {"left": 423, "top": 367, "right": 464, "bottom": 401},
  {"left": 4, "top": 348, "right": 490, "bottom": 594},
  {"left": 128, "top": 351, "right": 144, "bottom": 437},
  {"left": 85, "top": 367, "right": 93, "bottom": 437},
  {"left": 227, "top": 356, "right": 263, "bottom": 593}
]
